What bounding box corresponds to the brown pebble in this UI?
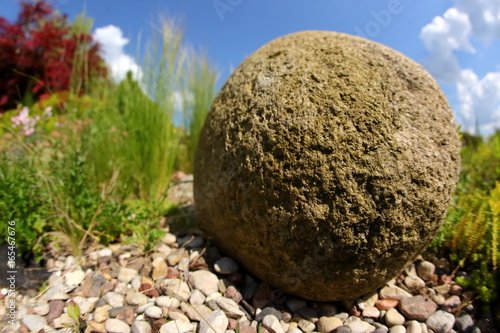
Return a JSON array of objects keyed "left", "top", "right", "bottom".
[
  {"left": 20, "top": 324, "right": 29, "bottom": 333},
  {"left": 450, "top": 284, "right": 462, "bottom": 296},
  {"left": 126, "top": 257, "right": 145, "bottom": 272},
  {"left": 281, "top": 311, "right": 292, "bottom": 323},
  {"left": 225, "top": 286, "right": 243, "bottom": 303},
  {"left": 140, "top": 258, "right": 153, "bottom": 276},
  {"left": 153, "top": 318, "right": 168, "bottom": 331},
  {"left": 139, "top": 283, "right": 160, "bottom": 298},
  {"left": 166, "top": 267, "right": 180, "bottom": 279},
  {"left": 101, "top": 281, "right": 115, "bottom": 294},
  {"left": 398, "top": 296, "right": 437, "bottom": 321},
  {"left": 115, "top": 306, "right": 135, "bottom": 325},
  {"left": 227, "top": 318, "right": 238, "bottom": 330},
  {"left": 439, "top": 274, "right": 453, "bottom": 284},
  {"left": 46, "top": 300, "right": 66, "bottom": 324},
  {"left": 240, "top": 327, "right": 257, "bottom": 333},
  {"left": 375, "top": 299, "right": 399, "bottom": 310},
  {"left": 98, "top": 256, "right": 112, "bottom": 265},
  {"left": 442, "top": 295, "right": 461, "bottom": 312}
]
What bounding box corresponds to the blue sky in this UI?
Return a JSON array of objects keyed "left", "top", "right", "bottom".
[{"left": 3, "top": 0, "right": 500, "bottom": 134}]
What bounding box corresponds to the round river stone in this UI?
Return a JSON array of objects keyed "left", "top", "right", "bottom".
[{"left": 194, "top": 31, "right": 460, "bottom": 301}]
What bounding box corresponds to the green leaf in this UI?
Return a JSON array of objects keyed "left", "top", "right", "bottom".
[{"left": 66, "top": 301, "right": 81, "bottom": 320}]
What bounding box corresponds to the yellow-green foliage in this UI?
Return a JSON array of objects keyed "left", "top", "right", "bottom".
[
  {"left": 431, "top": 130, "right": 500, "bottom": 306},
  {"left": 447, "top": 182, "right": 500, "bottom": 270},
  {"left": 489, "top": 184, "right": 499, "bottom": 270}
]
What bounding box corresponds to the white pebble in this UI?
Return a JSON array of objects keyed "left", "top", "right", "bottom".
[
  {"left": 263, "top": 314, "right": 285, "bottom": 333},
  {"left": 156, "top": 295, "right": 181, "bottom": 308},
  {"left": 144, "top": 305, "right": 163, "bottom": 319},
  {"left": 132, "top": 320, "right": 152, "bottom": 333},
  {"left": 106, "top": 318, "right": 131, "bottom": 333},
  {"left": 198, "top": 310, "right": 228, "bottom": 333},
  {"left": 189, "top": 270, "right": 219, "bottom": 296}
]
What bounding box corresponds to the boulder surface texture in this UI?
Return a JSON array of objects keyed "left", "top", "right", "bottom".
[{"left": 194, "top": 31, "right": 461, "bottom": 301}]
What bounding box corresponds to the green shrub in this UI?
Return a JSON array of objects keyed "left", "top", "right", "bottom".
[
  {"left": 430, "top": 130, "right": 500, "bottom": 309},
  {"left": 0, "top": 16, "right": 218, "bottom": 259}
]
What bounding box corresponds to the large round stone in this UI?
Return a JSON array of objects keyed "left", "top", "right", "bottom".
[{"left": 194, "top": 31, "right": 460, "bottom": 301}]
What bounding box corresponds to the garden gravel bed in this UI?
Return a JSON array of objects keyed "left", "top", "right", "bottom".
[
  {"left": 1, "top": 176, "right": 498, "bottom": 333},
  {"left": 1, "top": 228, "right": 497, "bottom": 333}
]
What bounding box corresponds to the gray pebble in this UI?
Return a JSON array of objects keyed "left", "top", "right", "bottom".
[
  {"left": 454, "top": 314, "right": 474, "bottom": 333},
  {"left": 214, "top": 257, "right": 239, "bottom": 275},
  {"left": 286, "top": 297, "right": 307, "bottom": 313},
  {"left": 22, "top": 314, "right": 48, "bottom": 332},
  {"left": 256, "top": 307, "right": 283, "bottom": 322},
  {"left": 426, "top": 310, "right": 455, "bottom": 333},
  {"left": 299, "top": 306, "right": 319, "bottom": 323},
  {"left": 335, "top": 326, "right": 353, "bottom": 333},
  {"left": 335, "top": 312, "right": 350, "bottom": 321},
  {"left": 108, "top": 306, "right": 126, "bottom": 318}
]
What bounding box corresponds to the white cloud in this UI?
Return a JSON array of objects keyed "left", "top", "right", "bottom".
[
  {"left": 455, "top": 0, "right": 500, "bottom": 42},
  {"left": 458, "top": 69, "right": 500, "bottom": 133},
  {"left": 92, "top": 25, "right": 142, "bottom": 83},
  {"left": 420, "top": 8, "right": 474, "bottom": 81},
  {"left": 420, "top": 0, "right": 500, "bottom": 134}
]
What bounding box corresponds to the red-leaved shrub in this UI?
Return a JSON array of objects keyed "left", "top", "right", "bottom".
[{"left": 0, "top": 0, "right": 107, "bottom": 112}]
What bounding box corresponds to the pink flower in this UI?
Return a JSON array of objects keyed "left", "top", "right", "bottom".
[
  {"left": 11, "top": 106, "right": 30, "bottom": 128},
  {"left": 10, "top": 106, "right": 39, "bottom": 136}
]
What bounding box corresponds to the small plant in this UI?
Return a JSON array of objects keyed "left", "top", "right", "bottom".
[{"left": 64, "top": 300, "right": 84, "bottom": 332}]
